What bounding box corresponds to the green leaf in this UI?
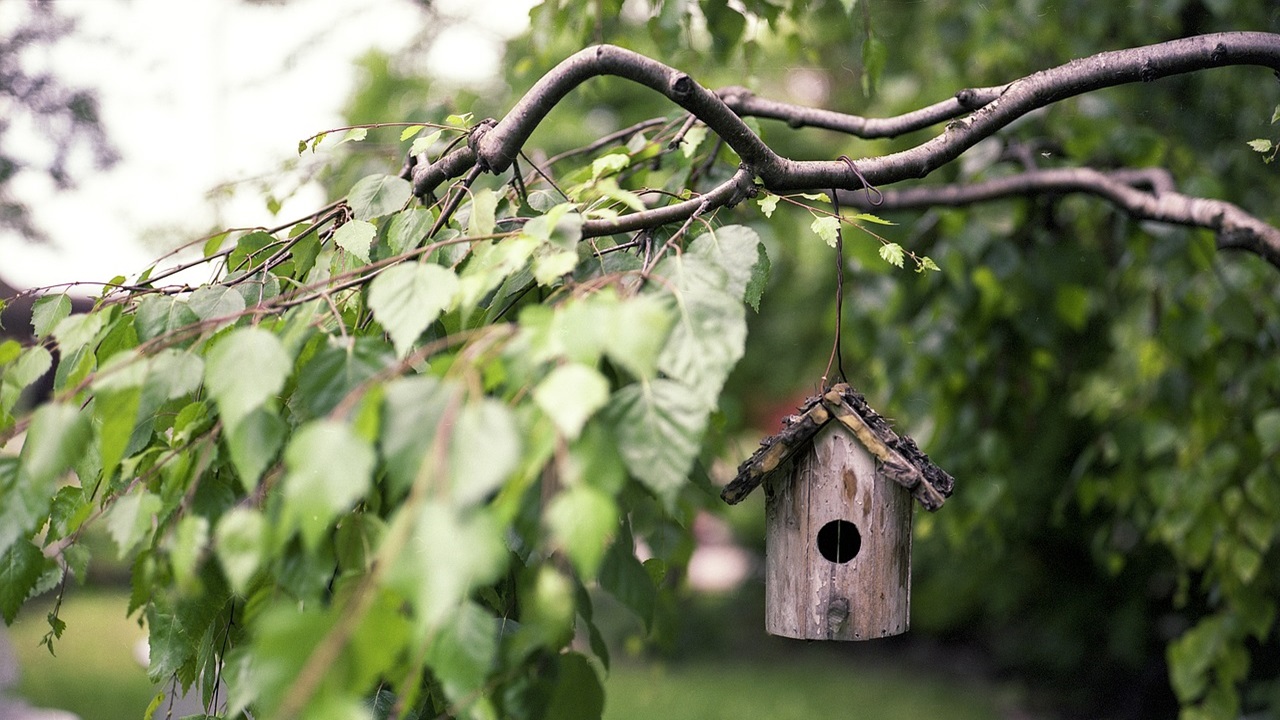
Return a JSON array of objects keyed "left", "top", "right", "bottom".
[
  {"left": 466, "top": 188, "right": 499, "bottom": 238},
  {"left": 1254, "top": 409, "right": 1280, "bottom": 454},
  {"left": 546, "top": 485, "right": 617, "bottom": 577},
  {"left": 380, "top": 375, "right": 461, "bottom": 496},
  {"left": 566, "top": 424, "right": 627, "bottom": 495},
  {"left": 226, "top": 408, "right": 286, "bottom": 491},
  {"left": 332, "top": 219, "right": 377, "bottom": 263},
  {"left": 409, "top": 129, "right": 442, "bottom": 157},
  {"left": 51, "top": 312, "right": 106, "bottom": 355},
  {"left": 744, "top": 242, "right": 770, "bottom": 311},
  {"left": 144, "top": 601, "right": 197, "bottom": 682},
  {"left": 917, "top": 255, "right": 941, "bottom": 272},
  {"left": 134, "top": 296, "right": 198, "bottom": 342},
  {"left": 591, "top": 152, "right": 630, "bottom": 180},
  {"left": 93, "top": 385, "right": 143, "bottom": 478},
  {"left": 386, "top": 207, "right": 436, "bottom": 254},
  {"left": 227, "top": 230, "right": 275, "bottom": 272},
  {"left": 513, "top": 566, "right": 576, "bottom": 654},
  {"left": 399, "top": 124, "right": 425, "bottom": 141},
  {"left": 0, "top": 340, "right": 19, "bottom": 367},
  {"left": 605, "top": 294, "right": 675, "bottom": 380},
  {"left": 0, "top": 540, "right": 47, "bottom": 623},
  {"left": 521, "top": 203, "right": 583, "bottom": 250},
  {"left": 106, "top": 491, "right": 163, "bottom": 559},
  {"left": 701, "top": 0, "right": 746, "bottom": 61},
  {"left": 392, "top": 502, "right": 506, "bottom": 629},
  {"left": 456, "top": 236, "right": 538, "bottom": 313},
  {"left": 533, "top": 250, "right": 578, "bottom": 286},
  {"left": 368, "top": 263, "right": 459, "bottom": 357},
  {"left": 31, "top": 295, "right": 72, "bottom": 339},
  {"left": 1168, "top": 616, "right": 1227, "bottom": 702},
  {"left": 1271, "top": 104, "right": 1280, "bottom": 124},
  {"left": 850, "top": 212, "right": 895, "bottom": 226},
  {"left": 862, "top": 33, "right": 887, "bottom": 97},
  {"left": 347, "top": 174, "right": 411, "bottom": 221},
  {"left": 810, "top": 215, "right": 842, "bottom": 248},
  {"left": 1247, "top": 139, "right": 1273, "bottom": 153},
  {"left": 878, "top": 241, "right": 906, "bottom": 268},
  {"left": 680, "top": 125, "right": 708, "bottom": 158},
  {"left": 544, "top": 652, "right": 605, "bottom": 720},
  {"left": 445, "top": 112, "right": 473, "bottom": 127},
  {"left": 169, "top": 515, "right": 209, "bottom": 592},
  {"left": 1054, "top": 284, "right": 1091, "bottom": 331},
  {"left": 450, "top": 399, "right": 520, "bottom": 507},
  {"left": 202, "top": 230, "right": 231, "bottom": 258},
  {"left": 606, "top": 380, "right": 707, "bottom": 505},
  {"left": 1231, "top": 543, "right": 1262, "bottom": 583},
  {"left": 292, "top": 337, "right": 392, "bottom": 420},
  {"left": 654, "top": 255, "right": 748, "bottom": 408},
  {"left": 337, "top": 127, "right": 368, "bottom": 145},
  {"left": 204, "top": 327, "right": 292, "bottom": 433},
  {"left": 214, "top": 507, "right": 266, "bottom": 595},
  {"left": 688, "top": 225, "right": 765, "bottom": 301},
  {"left": 188, "top": 284, "right": 246, "bottom": 322},
  {"left": 1, "top": 346, "right": 51, "bottom": 414},
  {"left": 599, "top": 535, "right": 656, "bottom": 626},
  {"left": 282, "top": 420, "right": 376, "bottom": 549},
  {"left": 533, "top": 363, "right": 609, "bottom": 440},
  {"left": 757, "top": 193, "right": 779, "bottom": 218},
  {"left": 426, "top": 601, "right": 499, "bottom": 704},
  {"left": 20, "top": 403, "right": 91, "bottom": 490}
]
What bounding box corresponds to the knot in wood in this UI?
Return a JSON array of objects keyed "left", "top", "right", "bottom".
[
  {"left": 670, "top": 73, "right": 694, "bottom": 97},
  {"left": 466, "top": 118, "right": 499, "bottom": 169}
]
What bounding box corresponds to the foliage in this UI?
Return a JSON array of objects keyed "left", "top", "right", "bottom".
[
  {"left": 0, "top": 103, "right": 772, "bottom": 717},
  {"left": 3, "top": 1, "right": 1280, "bottom": 719}
]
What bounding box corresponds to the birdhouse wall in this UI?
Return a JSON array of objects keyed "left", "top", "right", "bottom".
[{"left": 764, "top": 423, "right": 912, "bottom": 641}]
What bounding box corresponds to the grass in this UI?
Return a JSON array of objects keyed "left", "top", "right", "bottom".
[
  {"left": 7, "top": 591, "right": 156, "bottom": 720},
  {"left": 6, "top": 591, "right": 1010, "bottom": 720},
  {"left": 604, "top": 657, "right": 1005, "bottom": 720}
]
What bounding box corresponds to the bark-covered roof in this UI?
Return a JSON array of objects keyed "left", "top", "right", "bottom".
[{"left": 720, "top": 383, "right": 955, "bottom": 511}]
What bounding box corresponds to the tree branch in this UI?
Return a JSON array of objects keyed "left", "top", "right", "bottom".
[
  {"left": 837, "top": 167, "right": 1280, "bottom": 268},
  {"left": 580, "top": 166, "right": 756, "bottom": 238},
  {"left": 403, "top": 33, "right": 1280, "bottom": 255},
  {"left": 714, "top": 84, "right": 1005, "bottom": 139}
]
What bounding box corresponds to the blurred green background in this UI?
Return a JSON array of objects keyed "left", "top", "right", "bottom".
[{"left": 5, "top": 0, "right": 1280, "bottom": 718}]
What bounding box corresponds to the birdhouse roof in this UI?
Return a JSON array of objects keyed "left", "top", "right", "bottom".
[{"left": 720, "top": 383, "right": 955, "bottom": 511}]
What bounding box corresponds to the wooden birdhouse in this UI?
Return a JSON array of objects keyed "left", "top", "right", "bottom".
[{"left": 721, "top": 383, "right": 954, "bottom": 641}]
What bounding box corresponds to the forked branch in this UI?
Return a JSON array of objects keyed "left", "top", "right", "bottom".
[
  {"left": 837, "top": 168, "right": 1280, "bottom": 267},
  {"left": 403, "top": 32, "right": 1280, "bottom": 264}
]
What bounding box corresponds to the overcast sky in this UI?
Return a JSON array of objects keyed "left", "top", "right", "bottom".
[{"left": 2, "top": 0, "right": 534, "bottom": 289}]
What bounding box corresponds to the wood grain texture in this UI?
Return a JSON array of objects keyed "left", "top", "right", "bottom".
[{"left": 765, "top": 424, "right": 912, "bottom": 641}]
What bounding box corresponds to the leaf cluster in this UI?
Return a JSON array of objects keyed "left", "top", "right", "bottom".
[{"left": 0, "top": 110, "right": 776, "bottom": 719}]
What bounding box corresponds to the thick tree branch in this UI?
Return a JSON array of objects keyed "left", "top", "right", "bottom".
[
  {"left": 839, "top": 167, "right": 1280, "bottom": 268},
  {"left": 791, "top": 32, "right": 1280, "bottom": 190},
  {"left": 405, "top": 32, "right": 1280, "bottom": 255}
]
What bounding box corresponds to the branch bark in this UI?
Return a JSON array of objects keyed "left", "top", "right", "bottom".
[
  {"left": 403, "top": 32, "right": 1280, "bottom": 261},
  {"left": 838, "top": 167, "right": 1280, "bottom": 267}
]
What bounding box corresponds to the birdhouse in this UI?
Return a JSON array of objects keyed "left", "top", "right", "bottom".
[{"left": 721, "top": 383, "right": 954, "bottom": 641}]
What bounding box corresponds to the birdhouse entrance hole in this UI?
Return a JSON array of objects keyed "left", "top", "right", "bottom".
[{"left": 816, "top": 519, "right": 860, "bottom": 563}]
